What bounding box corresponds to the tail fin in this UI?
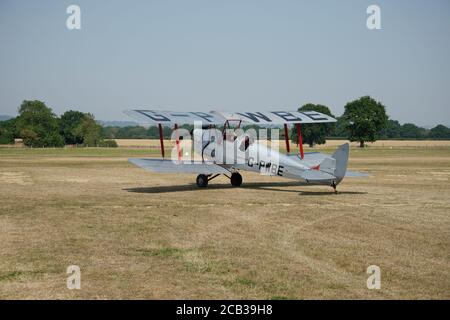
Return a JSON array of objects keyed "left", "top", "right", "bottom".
[{"left": 331, "top": 143, "right": 349, "bottom": 182}]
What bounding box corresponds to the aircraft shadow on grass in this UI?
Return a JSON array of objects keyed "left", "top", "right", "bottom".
[{"left": 124, "top": 181, "right": 367, "bottom": 195}]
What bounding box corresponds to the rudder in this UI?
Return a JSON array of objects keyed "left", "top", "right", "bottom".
[{"left": 331, "top": 143, "right": 349, "bottom": 183}]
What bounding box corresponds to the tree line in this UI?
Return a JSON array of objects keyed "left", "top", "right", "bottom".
[
  {"left": 0, "top": 100, "right": 117, "bottom": 147},
  {"left": 291, "top": 96, "right": 450, "bottom": 147},
  {"left": 1, "top": 97, "right": 449, "bottom": 148}
]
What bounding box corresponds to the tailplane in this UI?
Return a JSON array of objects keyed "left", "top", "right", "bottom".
[
  {"left": 312, "top": 143, "right": 367, "bottom": 188},
  {"left": 326, "top": 143, "right": 369, "bottom": 182},
  {"left": 315, "top": 143, "right": 349, "bottom": 184},
  {"left": 301, "top": 143, "right": 367, "bottom": 186}
]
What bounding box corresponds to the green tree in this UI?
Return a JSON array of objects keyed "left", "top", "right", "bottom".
[
  {"left": 400, "top": 123, "right": 425, "bottom": 139},
  {"left": 328, "top": 116, "right": 347, "bottom": 138},
  {"left": 60, "top": 110, "right": 85, "bottom": 144},
  {"left": 428, "top": 125, "right": 450, "bottom": 139},
  {"left": 0, "top": 118, "right": 16, "bottom": 144},
  {"left": 73, "top": 113, "right": 103, "bottom": 146},
  {"left": 19, "top": 128, "right": 39, "bottom": 146},
  {"left": 15, "top": 100, "right": 64, "bottom": 147},
  {"left": 291, "top": 104, "right": 335, "bottom": 147},
  {"left": 117, "top": 126, "right": 148, "bottom": 139},
  {"left": 379, "top": 119, "right": 401, "bottom": 139},
  {"left": 102, "top": 126, "right": 120, "bottom": 139},
  {"left": 147, "top": 126, "right": 160, "bottom": 139},
  {"left": 341, "top": 96, "right": 388, "bottom": 147},
  {"left": 42, "top": 130, "right": 65, "bottom": 147},
  {"left": 163, "top": 126, "right": 172, "bottom": 139}
]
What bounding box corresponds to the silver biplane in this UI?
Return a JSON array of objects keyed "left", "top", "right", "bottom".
[{"left": 125, "top": 109, "right": 367, "bottom": 193}]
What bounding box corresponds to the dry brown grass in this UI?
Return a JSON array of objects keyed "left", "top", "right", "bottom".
[{"left": 0, "top": 147, "right": 449, "bottom": 299}]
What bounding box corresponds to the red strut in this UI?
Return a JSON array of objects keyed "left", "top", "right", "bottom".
[
  {"left": 296, "top": 123, "right": 304, "bottom": 160},
  {"left": 174, "top": 123, "right": 181, "bottom": 161},
  {"left": 283, "top": 124, "right": 290, "bottom": 153},
  {"left": 158, "top": 123, "right": 165, "bottom": 158}
]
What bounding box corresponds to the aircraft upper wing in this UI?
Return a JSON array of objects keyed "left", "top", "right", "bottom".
[
  {"left": 124, "top": 110, "right": 224, "bottom": 126},
  {"left": 213, "top": 111, "right": 336, "bottom": 124},
  {"left": 128, "top": 158, "right": 230, "bottom": 174},
  {"left": 124, "top": 109, "right": 336, "bottom": 126}
]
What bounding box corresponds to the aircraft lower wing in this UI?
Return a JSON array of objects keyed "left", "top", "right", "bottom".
[{"left": 128, "top": 158, "right": 230, "bottom": 174}]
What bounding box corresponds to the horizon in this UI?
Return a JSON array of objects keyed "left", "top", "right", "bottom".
[
  {"left": 1, "top": 0, "right": 449, "bottom": 127},
  {"left": 1, "top": 109, "right": 448, "bottom": 129}
]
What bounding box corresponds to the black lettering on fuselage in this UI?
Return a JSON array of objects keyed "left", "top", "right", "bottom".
[
  {"left": 258, "top": 161, "right": 273, "bottom": 173},
  {"left": 277, "top": 165, "right": 284, "bottom": 176},
  {"left": 248, "top": 159, "right": 283, "bottom": 176},
  {"left": 271, "top": 164, "right": 278, "bottom": 175},
  {"left": 258, "top": 161, "right": 266, "bottom": 170}
]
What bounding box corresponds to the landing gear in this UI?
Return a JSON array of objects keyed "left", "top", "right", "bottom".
[
  {"left": 331, "top": 181, "right": 337, "bottom": 194},
  {"left": 196, "top": 174, "right": 208, "bottom": 188},
  {"left": 230, "top": 172, "right": 242, "bottom": 187},
  {"left": 196, "top": 172, "right": 242, "bottom": 188}
]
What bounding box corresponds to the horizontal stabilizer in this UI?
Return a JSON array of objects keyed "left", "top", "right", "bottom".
[
  {"left": 301, "top": 169, "right": 336, "bottom": 181},
  {"left": 286, "top": 152, "right": 329, "bottom": 164},
  {"left": 345, "top": 171, "right": 369, "bottom": 177},
  {"left": 128, "top": 158, "right": 230, "bottom": 174}
]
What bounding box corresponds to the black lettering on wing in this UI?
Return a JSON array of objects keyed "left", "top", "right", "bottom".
[
  {"left": 191, "top": 112, "right": 215, "bottom": 123},
  {"left": 236, "top": 112, "right": 272, "bottom": 123},
  {"left": 300, "top": 111, "right": 329, "bottom": 121},
  {"left": 137, "top": 110, "right": 171, "bottom": 122},
  {"left": 271, "top": 111, "right": 302, "bottom": 122}
]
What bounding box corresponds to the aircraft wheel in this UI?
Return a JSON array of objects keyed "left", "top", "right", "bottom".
[
  {"left": 196, "top": 174, "right": 208, "bottom": 188},
  {"left": 230, "top": 172, "right": 242, "bottom": 187}
]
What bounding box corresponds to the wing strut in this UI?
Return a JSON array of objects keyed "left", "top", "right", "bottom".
[
  {"left": 296, "top": 123, "right": 304, "bottom": 159},
  {"left": 158, "top": 123, "right": 165, "bottom": 158},
  {"left": 174, "top": 123, "right": 182, "bottom": 161},
  {"left": 283, "top": 124, "right": 290, "bottom": 153}
]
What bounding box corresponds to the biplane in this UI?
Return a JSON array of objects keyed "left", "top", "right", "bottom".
[{"left": 125, "top": 110, "right": 367, "bottom": 193}]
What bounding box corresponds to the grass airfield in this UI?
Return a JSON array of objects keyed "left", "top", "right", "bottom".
[{"left": 0, "top": 144, "right": 449, "bottom": 299}]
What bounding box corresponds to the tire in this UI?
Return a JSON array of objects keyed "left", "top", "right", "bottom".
[
  {"left": 230, "top": 172, "right": 242, "bottom": 187},
  {"left": 196, "top": 174, "right": 208, "bottom": 188}
]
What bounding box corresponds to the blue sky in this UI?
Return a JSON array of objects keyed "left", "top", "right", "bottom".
[{"left": 0, "top": 0, "right": 449, "bottom": 126}]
